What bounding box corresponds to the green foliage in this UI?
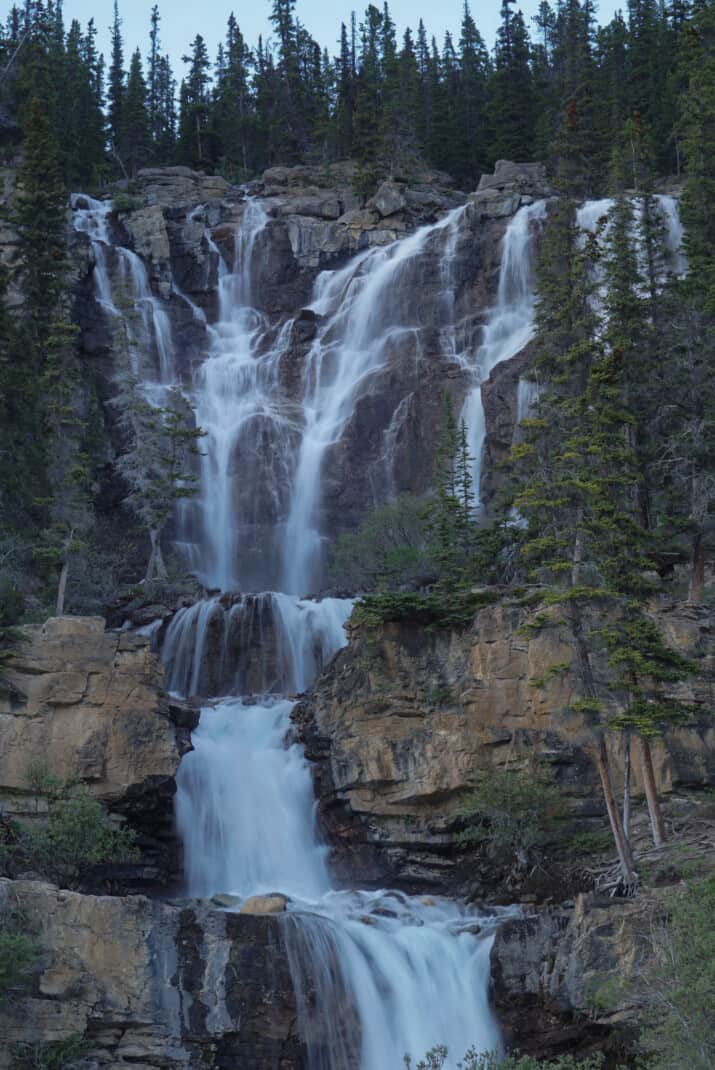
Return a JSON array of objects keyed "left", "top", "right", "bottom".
[
  {"left": 11, "top": 1036, "right": 86, "bottom": 1070},
  {"left": 353, "top": 589, "right": 499, "bottom": 631},
  {"left": 0, "top": 907, "right": 40, "bottom": 1004},
  {"left": 13, "top": 772, "right": 139, "bottom": 889},
  {"left": 404, "top": 1047, "right": 606, "bottom": 1070},
  {"left": 639, "top": 877, "right": 715, "bottom": 1070},
  {"left": 112, "top": 192, "right": 144, "bottom": 214},
  {"left": 330, "top": 494, "right": 433, "bottom": 592},
  {"left": 569, "top": 828, "right": 613, "bottom": 855},
  {"left": 583, "top": 973, "right": 625, "bottom": 1016},
  {"left": 456, "top": 765, "right": 562, "bottom": 869}
]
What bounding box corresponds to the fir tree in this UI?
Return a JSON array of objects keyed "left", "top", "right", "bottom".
[{"left": 107, "top": 0, "right": 125, "bottom": 165}]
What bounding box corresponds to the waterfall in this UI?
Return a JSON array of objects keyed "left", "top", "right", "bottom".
[
  {"left": 74, "top": 188, "right": 540, "bottom": 1068},
  {"left": 458, "top": 201, "right": 548, "bottom": 504},
  {"left": 280, "top": 206, "right": 466, "bottom": 595},
  {"left": 176, "top": 696, "right": 507, "bottom": 1070},
  {"left": 72, "top": 194, "right": 176, "bottom": 384},
  {"left": 162, "top": 593, "right": 353, "bottom": 698}
]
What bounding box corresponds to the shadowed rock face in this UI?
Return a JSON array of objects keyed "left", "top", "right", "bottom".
[{"left": 293, "top": 597, "right": 715, "bottom": 893}]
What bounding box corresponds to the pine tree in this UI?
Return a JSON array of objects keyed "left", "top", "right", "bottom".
[
  {"left": 490, "top": 0, "right": 534, "bottom": 162},
  {"left": 177, "top": 34, "right": 212, "bottom": 167},
  {"left": 121, "top": 48, "right": 150, "bottom": 176},
  {"left": 107, "top": 0, "right": 125, "bottom": 167}
]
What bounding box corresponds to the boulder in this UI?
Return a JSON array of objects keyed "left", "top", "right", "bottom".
[
  {"left": 370, "top": 180, "right": 408, "bottom": 218},
  {"left": 135, "top": 166, "right": 230, "bottom": 209},
  {"left": 468, "top": 187, "right": 522, "bottom": 219},
  {"left": 240, "top": 893, "right": 289, "bottom": 915},
  {"left": 477, "top": 159, "right": 553, "bottom": 197}
]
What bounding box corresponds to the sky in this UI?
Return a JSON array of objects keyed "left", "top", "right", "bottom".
[{"left": 57, "top": 0, "right": 622, "bottom": 77}]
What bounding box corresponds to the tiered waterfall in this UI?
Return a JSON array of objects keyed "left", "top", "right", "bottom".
[{"left": 72, "top": 188, "right": 684, "bottom": 1069}]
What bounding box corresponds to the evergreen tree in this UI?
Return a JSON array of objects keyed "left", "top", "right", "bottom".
[
  {"left": 177, "top": 34, "right": 212, "bottom": 167},
  {"left": 490, "top": 0, "right": 534, "bottom": 162},
  {"left": 107, "top": 0, "right": 125, "bottom": 166},
  {"left": 121, "top": 48, "right": 150, "bottom": 176}
]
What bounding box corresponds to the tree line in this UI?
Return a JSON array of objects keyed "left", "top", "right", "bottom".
[{"left": 0, "top": 0, "right": 697, "bottom": 193}]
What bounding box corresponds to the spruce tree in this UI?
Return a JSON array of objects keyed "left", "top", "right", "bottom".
[
  {"left": 121, "top": 49, "right": 150, "bottom": 176},
  {"left": 107, "top": 0, "right": 125, "bottom": 166}
]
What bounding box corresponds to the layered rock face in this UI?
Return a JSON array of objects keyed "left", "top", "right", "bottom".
[
  {"left": 0, "top": 879, "right": 304, "bottom": 1070},
  {"left": 0, "top": 616, "right": 191, "bottom": 888},
  {"left": 294, "top": 596, "right": 714, "bottom": 890},
  {"left": 492, "top": 891, "right": 654, "bottom": 1059}
]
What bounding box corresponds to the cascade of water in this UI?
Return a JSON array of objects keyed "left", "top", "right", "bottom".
[
  {"left": 281, "top": 207, "right": 466, "bottom": 595},
  {"left": 71, "top": 195, "right": 175, "bottom": 384},
  {"left": 71, "top": 195, "right": 118, "bottom": 313},
  {"left": 162, "top": 593, "right": 353, "bottom": 698},
  {"left": 74, "top": 186, "right": 521, "bottom": 1068},
  {"left": 458, "top": 201, "right": 548, "bottom": 504},
  {"left": 175, "top": 698, "right": 331, "bottom": 900},
  {"left": 175, "top": 696, "right": 507, "bottom": 1069}
]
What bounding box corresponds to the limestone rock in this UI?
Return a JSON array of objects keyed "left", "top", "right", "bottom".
[
  {"left": 135, "top": 166, "right": 230, "bottom": 208},
  {"left": 468, "top": 187, "right": 522, "bottom": 219},
  {"left": 0, "top": 878, "right": 304, "bottom": 1070},
  {"left": 240, "top": 893, "right": 289, "bottom": 914},
  {"left": 294, "top": 598, "right": 715, "bottom": 890},
  {"left": 477, "top": 159, "right": 553, "bottom": 197},
  {"left": 491, "top": 892, "right": 656, "bottom": 1058},
  {"left": 0, "top": 616, "right": 185, "bottom": 888},
  {"left": 124, "top": 205, "right": 171, "bottom": 265}
]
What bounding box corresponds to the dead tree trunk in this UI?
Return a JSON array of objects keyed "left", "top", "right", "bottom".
[{"left": 640, "top": 735, "right": 666, "bottom": 848}]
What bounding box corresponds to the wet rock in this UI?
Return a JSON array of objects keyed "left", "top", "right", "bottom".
[
  {"left": 240, "top": 893, "right": 289, "bottom": 914},
  {"left": 0, "top": 879, "right": 307, "bottom": 1070},
  {"left": 211, "top": 893, "right": 243, "bottom": 909},
  {"left": 490, "top": 892, "right": 655, "bottom": 1059}
]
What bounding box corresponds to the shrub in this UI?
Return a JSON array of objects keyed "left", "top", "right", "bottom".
[
  {"left": 404, "top": 1048, "right": 607, "bottom": 1069},
  {"left": 0, "top": 908, "right": 40, "bottom": 1004},
  {"left": 639, "top": 876, "right": 715, "bottom": 1070},
  {"left": 23, "top": 788, "right": 138, "bottom": 888},
  {"left": 456, "top": 766, "right": 562, "bottom": 870},
  {"left": 112, "top": 191, "right": 144, "bottom": 213},
  {"left": 12, "top": 1036, "right": 86, "bottom": 1070}
]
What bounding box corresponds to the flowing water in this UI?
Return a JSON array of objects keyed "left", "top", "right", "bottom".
[
  {"left": 458, "top": 201, "right": 547, "bottom": 500},
  {"left": 72, "top": 188, "right": 685, "bottom": 1068}
]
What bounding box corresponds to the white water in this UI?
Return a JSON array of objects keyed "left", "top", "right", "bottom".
[
  {"left": 71, "top": 194, "right": 175, "bottom": 384},
  {"left": 458, "top": 201, "right": 548, "bottom": 502},
  {"left": 281, "top": 207, "right": 466, "bottom": 594},
  {"left": 162, "top": 592, "right": 353, "bottom": 697},
  {"left": 176, "top": 694, "right": 505, "bottom": 1069}
]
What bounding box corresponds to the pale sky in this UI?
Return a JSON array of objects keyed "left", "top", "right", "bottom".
[{"left": 56, "top": 0, "right": 622, "bottom": 80}]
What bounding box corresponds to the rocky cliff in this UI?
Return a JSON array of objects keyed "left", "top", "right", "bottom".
[
  {"left": 0, "top": 878, "right": 305, "bottom": 1070},
  {"left": 72, "top": 160, "right": 552, "bottom": 589},
  {"left": 0, "top": 616, "right": 193, "bottom": 889},
  {"left": 294, "top": 595, "right": 714, "bottom": 892}
]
